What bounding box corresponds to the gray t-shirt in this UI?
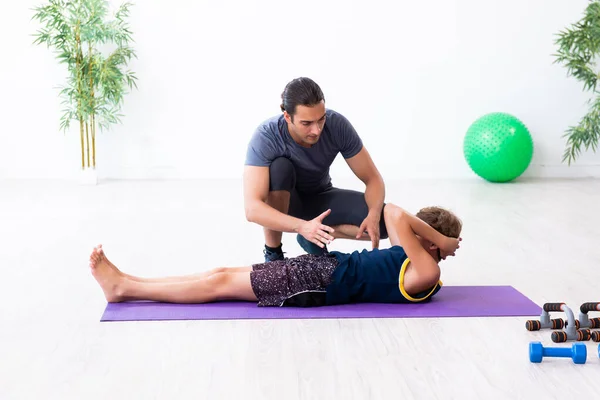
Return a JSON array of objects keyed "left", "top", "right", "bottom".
[{"left": 245, "top": 109, "right": 363, "bottom": 193}]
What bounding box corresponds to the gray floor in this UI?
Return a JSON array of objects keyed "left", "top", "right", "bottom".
[{"left": 1, "top": 177, "right": 599, "bottom": 399}]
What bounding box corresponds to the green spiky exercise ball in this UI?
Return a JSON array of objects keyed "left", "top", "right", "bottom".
[{"left": 463, "top": 112, "right": 534, "bottom": 182}]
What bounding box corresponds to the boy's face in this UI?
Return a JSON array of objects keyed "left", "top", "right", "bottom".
[
  {"left": 437, "top": 248, "right": 454, "bottom": 262},
  {"left": 420, "top": 238, "right": 454, "bottom": 263}
]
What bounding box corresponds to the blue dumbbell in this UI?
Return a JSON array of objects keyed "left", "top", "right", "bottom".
[{"left": 529, "top": 341, "right": 587, "bottom": 364}]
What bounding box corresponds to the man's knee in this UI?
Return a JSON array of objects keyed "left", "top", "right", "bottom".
[
  {"left": 378, "top": 203, "right": 389, "bottom": 239},
  {"left": 269, "top": 157, "right": 296, "bottom": 192},
  {"left": 318, "top": 188, "right": 389, "bottom": 239}
]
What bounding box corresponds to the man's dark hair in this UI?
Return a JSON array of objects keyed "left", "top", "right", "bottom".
[{"left": 280, "top": 77, "right": 325, "bottom": 119}]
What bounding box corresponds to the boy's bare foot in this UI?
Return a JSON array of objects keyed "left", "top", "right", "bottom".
[
  {"left": 89, "top": 245, "right": 127, "bottom": 303},
  {"left": 95, "top": 245, "right": 125, "bottom": 275},
  {"left": 95, "top": 245, "right": 143, "bottom": 282}
]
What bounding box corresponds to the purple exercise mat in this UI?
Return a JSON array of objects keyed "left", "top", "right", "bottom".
[{"left": 100, "top": 285, "right": 541, "bottom": 322}]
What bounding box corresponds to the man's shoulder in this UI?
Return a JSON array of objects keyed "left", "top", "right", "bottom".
[
  {"left": 325, "top": 108, "right": 349, "bottom": 126},
  {"left": 248, "top": 114, "right": 286, "bottom": 147},
  {"left": 323, "top": 109, "right": 363, "bottom": 158},
  {"left": 244, "top": 114, "right": 286, "bottom": 166},
  {"left": 254, "top": 113, "right": 285, "bottom": 136}
]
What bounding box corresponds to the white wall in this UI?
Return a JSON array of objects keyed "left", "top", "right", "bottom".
[{"left": 1, "top": 0, "right": 598, "bottom": 181}]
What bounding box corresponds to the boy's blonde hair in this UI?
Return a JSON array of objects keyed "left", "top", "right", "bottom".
[{"left": 416, "top": 206, "right": 462, "bottom": 238}]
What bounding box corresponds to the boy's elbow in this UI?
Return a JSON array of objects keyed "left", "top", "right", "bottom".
[
  {"left": 417, "top": 268, "right": 441, "bottom": 291},
  {"left": 403, "top": 262, "right": 441, "bottom": 295},
  {"left": 384, "top": 203, "right": 407, "bottom": 221},
  {"left": 426, "top": 269, "right": 441, "bottom": 285}
]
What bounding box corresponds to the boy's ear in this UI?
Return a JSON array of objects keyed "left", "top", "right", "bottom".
[{"left": 429, "top": 242, "right": 439, "bottom": 251}]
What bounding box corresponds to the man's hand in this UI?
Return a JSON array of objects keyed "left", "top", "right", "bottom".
[
  {"left": 298, "top": 209, "right": 336, "bottom": 248},
  {"left": 356, "top": 212, "right": 381, "bottom": 249}
]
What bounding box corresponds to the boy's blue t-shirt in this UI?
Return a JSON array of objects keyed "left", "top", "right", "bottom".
[
  {"left": 244, "top": 109, "right": 363, "bottom": 193},
  {"left": 326, "top": 246, "right": 443, "bottom": 305}
]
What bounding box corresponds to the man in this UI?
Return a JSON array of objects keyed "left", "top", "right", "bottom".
[
  {"left": 243, "top": 77, "right": 387, "bottom": 262},
  {"left": 89, "top": 204, "right": 462, "bottom": 307}
]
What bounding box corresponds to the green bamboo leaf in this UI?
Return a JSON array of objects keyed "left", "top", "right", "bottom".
[
  {"left": 554, "top": 0, "right": 600, "bottom": 163},
  {"left": 33, "top": 0, "right": 138, "bottom": 154}
]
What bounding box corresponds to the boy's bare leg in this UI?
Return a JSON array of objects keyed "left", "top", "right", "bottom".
[
  {"left": 89, "top": 246, "right": 258, "bottom": 303},
  {"left": 124, "top": 267, "right": 252, "bottom": 283},
  {"left": 95, "top": 245, "right": 252, "bottom": 283}
]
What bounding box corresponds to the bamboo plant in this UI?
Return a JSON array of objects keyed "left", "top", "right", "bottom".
[
  {"left": 32, "top": 0, "right": 138, "bottom": 170},
  {"left": 554, "top": 0, "right": 600, "bottom": 164}
]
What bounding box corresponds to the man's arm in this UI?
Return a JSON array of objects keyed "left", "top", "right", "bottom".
[
  {"left": 243, "top": 166, "right": 335, "bottom": 246},
  {"left": 243, "top": 165, "right": 305, "bottom": 233},
  {"left": 243, "top": 129, "right": 307, "bottom": 234},
  {"left": 345, "top": 146, "right": 385, "bottom": 217}
]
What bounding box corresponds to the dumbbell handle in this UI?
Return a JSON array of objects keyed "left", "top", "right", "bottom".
[
  {"left": 525, "top": 318, "right": 564, "bottom": 331},
  {"left": 543, "top": 347, "right": 576, "bottom": 358},
  {"left": 544, "top": 303, "right": 565, "bottom": 312},
  {"left": 580, "top": 302, "right": 600, "bottom": 313}
]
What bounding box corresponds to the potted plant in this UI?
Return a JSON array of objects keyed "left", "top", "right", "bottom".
[
  {"left": 32, "top": 0, "right": 138, "bottom": 184},
  {"left": 554, "top": 0, "right": 600, "bottom": 165}
]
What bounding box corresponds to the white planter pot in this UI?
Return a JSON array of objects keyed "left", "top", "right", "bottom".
[{"left": 80, "top": 167, "right": 98, "bottom": 185}]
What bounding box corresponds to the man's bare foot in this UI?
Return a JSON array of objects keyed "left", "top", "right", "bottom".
[{"left": 89, "top": 245, "right": 127, "bottom": 302}]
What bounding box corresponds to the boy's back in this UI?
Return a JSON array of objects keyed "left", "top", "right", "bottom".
[{"left": 326, "top": 246, "right": 442, "bottom": 305}]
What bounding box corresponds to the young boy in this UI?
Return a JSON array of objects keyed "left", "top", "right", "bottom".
[{"left": 89, "top": 203, "right": 462, "bottom": 307}]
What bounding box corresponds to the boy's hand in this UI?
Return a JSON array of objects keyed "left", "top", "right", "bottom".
[{"left": 440, "top": 237, "right": 462, "bottom": 256}]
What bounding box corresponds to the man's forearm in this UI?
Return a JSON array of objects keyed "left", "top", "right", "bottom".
[
  {"left": 246, "top": 200, "right": 305, "bottom": 233},
  {"left": 365, "top": 176, "right": 385, "bottom": 218}
]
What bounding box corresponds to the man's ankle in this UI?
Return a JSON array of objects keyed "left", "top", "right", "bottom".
[
  {"left": 264, "top": 243, "right": 283, "bottom": 254},
  {"left": 264, "top": 243, "right": 284, "bottom": 262},
  {"left": 296, "top": 234, "right": 327, "bottom": 255}
]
